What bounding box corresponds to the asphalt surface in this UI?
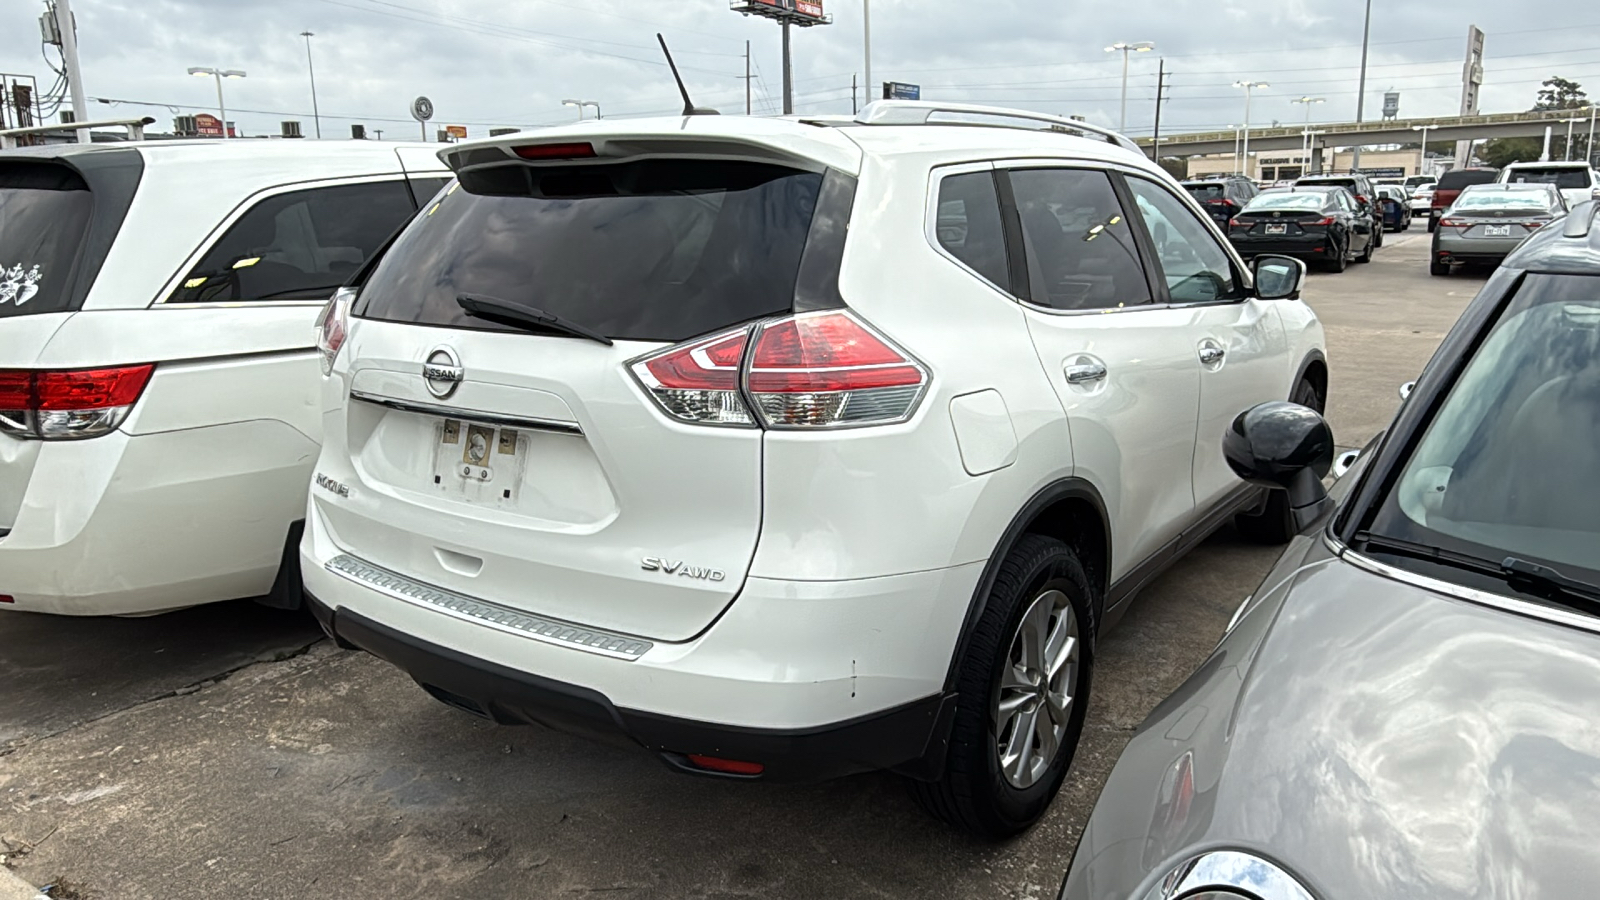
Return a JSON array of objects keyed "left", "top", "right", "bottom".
[{"left": 0, "top": 230, "right": 1482, "bottom": 900}]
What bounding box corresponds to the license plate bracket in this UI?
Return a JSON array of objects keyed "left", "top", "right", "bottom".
[
  {"left": 1265, "top": 223, "right": 1288, "bottom": 235},
  {"left": 431, "top": 418, "right": 527, "bottom": 503}
]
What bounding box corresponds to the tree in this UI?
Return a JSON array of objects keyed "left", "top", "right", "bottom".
[
  {"left": 1479, "top": 137, "right": 1544, "bottom": 168},
  {"left": 1534, "top": 76, "right": 1587, "bottom": 111},
  {"left": 1157, "top": 157, "right": 1187, "bottom": 180}
]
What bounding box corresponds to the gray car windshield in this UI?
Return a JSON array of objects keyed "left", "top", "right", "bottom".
[{"left": 1370, "top": 273, "right": 1600, "bottom": 587}]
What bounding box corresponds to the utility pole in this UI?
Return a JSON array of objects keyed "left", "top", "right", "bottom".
[
  {"left": 863, "top": 0, "right": 872, "bottom": 107},
  {"left": 374, "top": 128, "right": 383, "bottom": 140},
  {"left": 300, "top": 31, "right": 322, "bottom": 139},
  {"left": 1151, "top": 59, "right": 1165, "bottom": 162},
  {"left": 851, "top": 73, "right": 858, "bottom": 114},
  {"left": 51, "top": 0, "right": 90, "bottom": 143},
  {"left": 781, "top": 21, "right": 793, "bottom": 114},
  {"left": 744, "top": 40, "right": 753, "bottom": 115},
  {"left": 1352, "top": 0, "right": 1373, "bottom": 169}
]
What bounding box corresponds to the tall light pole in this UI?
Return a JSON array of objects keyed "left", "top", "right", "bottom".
[
  {"left": 862, "top": 0, "right": 872, "bottom": 106},
  {"left": 1233, "top": 81, "right": 1268, "bottom": 180},
  {"left": 1412, "top": 123, "right": 1433, "bottom": 176},
  {"left": 187, "top": 67, "right": 246, "bottom": 138},
  {"left": 52, "top": 0, "right": 90, "bottom": 143},
  {"left": 582, "top": 101, "right": 601, "bottom": 120},
  {"left": 1352, "top": 0, "right": 1374, "bottom": 169},
  {"left": 299, "top": 31, "right": 321, "bottom": 139},
  {"left": 1292, "top": 96, "right": 1324, "bottom": 175},
  {"left": 1587, "top": 105, "right": 1597, "bottom": 166},
  {"left": 1564, "top": 116, "right": 1582, "bottom": 160},
  {"left": 562, "top": 99, "right": 585, "bottom": 121},
  {"left": 1229, "top": 125, "right": 1243, "bottom": 174},
  {"left": 1105, "top": 41, "right": 1155, "bottom": 133}
]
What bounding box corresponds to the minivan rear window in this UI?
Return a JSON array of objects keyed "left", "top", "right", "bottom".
[
  {"left": 0, "top": 163, "right": 92, "bottom": 318},
  {"left": 355, "top": 159, "right": 827, "bottom": 342},
  {"left": 1506, "top": 167, "right": 1593, "bottom": 190}
]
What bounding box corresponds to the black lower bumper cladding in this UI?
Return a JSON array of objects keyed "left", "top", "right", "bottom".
[{"left": 306, "top": 592, "right": 955, "bottom": 782}]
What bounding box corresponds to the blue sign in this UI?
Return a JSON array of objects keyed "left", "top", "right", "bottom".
[{"left": 883, "top": 82, "right": 921, "bottom": 101}]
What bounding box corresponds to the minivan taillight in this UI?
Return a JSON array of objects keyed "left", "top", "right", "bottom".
[
  {"left": 0, "top": 365, "right": 155, "bottom": 440},
  {"left": 317, "top": 287, "right": 355, "bottom": 376},
  {"left": 629, "top": 311, "right": 928, "bottom": 430}
]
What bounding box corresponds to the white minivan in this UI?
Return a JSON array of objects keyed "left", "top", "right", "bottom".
[{"left": 0, "top": 139, "right": 448, "bottom": 615}]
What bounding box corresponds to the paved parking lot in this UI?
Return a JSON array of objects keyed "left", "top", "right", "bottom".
[{"left": 0, "top": 231, "right": 1481, "bottom": 900}]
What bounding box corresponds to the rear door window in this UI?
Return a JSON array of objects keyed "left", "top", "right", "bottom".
[
  {"left": 356, "top": 159, "right": 826, "bottom": 342},
  {"left": 168, "top": 180, "right": 416, "bottom": 304},
  {"left": 0, "top": 162, "right": 93, "bottom": 318},
  {"left": 1009, "top": 168, "right": 1150, "bottom": 311},
  {"left": 935, "top": 171, "right": 1011, "bottom": 291}
]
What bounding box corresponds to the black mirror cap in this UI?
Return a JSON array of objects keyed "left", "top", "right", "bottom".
[
  {"left": 1251, "top": 255, "right": 1307, "bottom": 300},
  {"left": 1224, "top": 401, "right": 1334, "bottom": 517}
]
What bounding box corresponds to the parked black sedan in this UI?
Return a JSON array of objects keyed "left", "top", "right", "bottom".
[
  {"left": 1059, "top": 201, "right": 1600, "bottom": 899},
  {"left": 1227, "top": 186, "right": 1374, "bottom": 272}
]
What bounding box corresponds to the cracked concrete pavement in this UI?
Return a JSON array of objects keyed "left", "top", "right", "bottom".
[{"left": 0, "top": 233, "right": 1478, "bottom": 899}]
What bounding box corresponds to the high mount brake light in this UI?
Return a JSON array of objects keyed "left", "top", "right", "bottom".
[
  {"left": 629, "top": 311, "right": 928, "bottom": 429},
  {"left": 0, "top": 365, "right": 156, "bottom": 440},
  {"left": 317, "top": 287, "right": 356, "bottom": 376},
  {"left": 513, "top": 142, "right": 598, "bottom": 160}
]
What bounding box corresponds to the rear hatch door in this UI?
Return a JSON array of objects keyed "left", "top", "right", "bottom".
[{"left": 328, "top": 139, "right": 847, "bottom": 641}]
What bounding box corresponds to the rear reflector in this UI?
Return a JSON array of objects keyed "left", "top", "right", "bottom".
[
  {"left": 513, "top": 142, "right": 598, "bottom": 160},
  {"left": 685, "top": 754, "right": 765, "bottom": 776},
  {"left": 0, "top": 365, "right": 156, "bottom": 441},
  {"left": 0, "top": 595, "right": 14, "bottom": 604}
]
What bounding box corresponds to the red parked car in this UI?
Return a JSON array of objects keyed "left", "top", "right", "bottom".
[{"left": 1428, "top": 167, "right": 1500, "bottom": 232}]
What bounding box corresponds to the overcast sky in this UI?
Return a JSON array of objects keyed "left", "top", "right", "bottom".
[{"left": 7, "top": 0, "right": 1598, "bottom": 142}]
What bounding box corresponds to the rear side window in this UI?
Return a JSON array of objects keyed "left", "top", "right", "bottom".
[
  {"left": 935, "top": 171, "right": 1010, "bottom": 291},
  {"left": 356, "top": 159, "right": 825, "bottom": 342},
  {"left": 0, "top": 163, "right": 92, "bottom": 318},
  {"left": 168, "top": 180, "right": 416, "bottom": 304},
  {"left": 1010, "top": 168, "right": 1150, "bottom": 311},
  {"left": 1437, "top": 169, "right": 1500, "bottom": 191}
]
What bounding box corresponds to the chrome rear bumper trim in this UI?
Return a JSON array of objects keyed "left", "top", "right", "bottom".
[
  {"left": 325, "top": 554, "right": 652, "bottom": 660},
  {"left": 349, "top": 390, "right": 583, "bottom": 435}
]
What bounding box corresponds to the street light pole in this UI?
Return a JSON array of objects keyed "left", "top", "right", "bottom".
[
  {"left": 1352, "top": 0, "right": 1373, "bottom": 169},
  {"left": 1230, "top": 126, "right": 1242, "bottom": 174},
  {"left": 1292, "top": 97, "right": 1325, "bottom": 176},
  {"left": 1565, "top": 116, "right": 1579, "bottom": 160},
  {"left": 1412, "top": 123, "right": 1432, "bottom": 176},
  {"left": 300, "top": 31, "right": 321, "bottom": 139},
  {"left": 584, "top": 101, "right": 602, "bottom": 120},
  {"left": 562, "top": 99, "right": 585, "bottom": 121},
  {"left": 188, "top": 67, "right": 246, "bottom": 137},
  {"left": 1105, "top": 41, "right": 1155, "bottom": 133},
  {"left": 1588, "top": 104, "right": 1597, "bottom": 166},
  {"left": 863, "top": 0, "right": 872, "bottom": 106},
  {"left": 1233, "top": 81, "right": 1268, "bottom": 180}
]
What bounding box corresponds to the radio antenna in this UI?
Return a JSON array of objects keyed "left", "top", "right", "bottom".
[{"left": 658, "top": 33, "right": 720, "bottom": 116}]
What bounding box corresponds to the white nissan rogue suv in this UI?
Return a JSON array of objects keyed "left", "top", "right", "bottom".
[
  {"left": 300, "top": 102, "right": 1328, "bottom": 837},
  {"left": 0, "top": 139, "right": 447, "bottom": 615}
]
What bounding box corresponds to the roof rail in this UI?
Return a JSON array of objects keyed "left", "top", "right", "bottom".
[
  {"left": 0, "top": 116, "right": 156, "bottom": 149},
  {"left": 850, "top": 101, "right": 1143, "bottom": 154},
  {"left": 1563, "top": 199, "right": 1597, "bottom": 239}
]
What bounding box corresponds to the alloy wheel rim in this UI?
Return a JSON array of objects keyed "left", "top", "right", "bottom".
[{"left": 993, "top": 589, "right": 1080, "bottom": 789}]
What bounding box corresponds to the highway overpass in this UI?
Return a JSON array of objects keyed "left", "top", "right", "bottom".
[{"left": 1140, "top": 107, "right": 1596, "bottom": 157}]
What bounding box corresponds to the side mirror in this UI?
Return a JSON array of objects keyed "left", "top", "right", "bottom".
[
  {"left": 1333, "top": 449, "right": 1360, "bottom": 479},
  {"left": 1251, "top": 255, "right": 1307, "bottom": 300},
  {"left": 1223, "top": 401, "right": 1335, "bottom": 532}
]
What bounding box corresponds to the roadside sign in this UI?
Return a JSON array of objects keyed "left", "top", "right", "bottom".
[
  {"left": 883, "top": 81, "right": 920, "bottom": 100},
  {"left": 411, "top": 96, "right": 434, "bottom": 122},
  {"left": 195, "top": 113, "right": 224, "bottom": 137},
  {"left": 445, "top": 124, "right": 467, "bottom": 140}
]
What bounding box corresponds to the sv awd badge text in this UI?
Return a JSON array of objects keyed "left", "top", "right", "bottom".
[{"left": 641, "top": 557, "right": 726, "bottom": 582}]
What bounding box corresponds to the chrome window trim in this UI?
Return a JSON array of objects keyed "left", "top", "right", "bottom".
[
  {"left": 1324, "top": 533, "right": 1600, "bottom": 638},
  {"left": 325, "top": 553, "right": 652, "bottom": 660},
  {"left": 1143, "top": 850, "right": 1316, "bottom": 900},
  {"left": 348, "top": 390, "right": 584, "bottom": 436}
]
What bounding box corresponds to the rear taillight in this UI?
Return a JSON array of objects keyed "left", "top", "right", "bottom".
[
  {"left": 629, "top": 310, "right": 928, "bottom": 430},
  {"left": 1229, "top": 217, "right": 1242, "bottom": 227},
  {"left": 316, "top": 287, "right": 355, "bottom": 376},
  {"left": 0, "top": 364, "right": 155, "bottom": 440},
  {"left": 1308, "top": 217, "right": 1335, "bottom": 226},
  {"left": 1439, "top": 218, "right": 1467, "bottom": 228}
]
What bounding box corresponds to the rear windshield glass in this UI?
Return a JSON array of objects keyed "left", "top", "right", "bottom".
[
  {"left": 356, "top": 159, "right": 824, "bottom": 342},
  {"left": 1436, "top": 169, "right": 1500, "bottom": 190},
  {"left": 0, "top": 163, "right": 92, "bottom": 318},
  {"left": 1506, "top": 167, "right": 1593, "bottom": 190},
  {"left": 1299, "top": 178, "right": 1357, "bottom": 190},
  {"left": 1454, "top": 190, "right": 1556, "bottom": 212},
  {"left": 1245, "top": 192, "right": 1328, "bottom": 211},
  {"left": 1185, "top": 184, "right": 1226, "bottom": 200}
]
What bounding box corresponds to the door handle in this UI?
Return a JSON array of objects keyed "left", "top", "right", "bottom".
[
  {"left": 1199, "top": 346, "right": 1226, "bottom": 365},
  {"left": 1064, "top": 362, "right": 1108, "bottom": 385}
]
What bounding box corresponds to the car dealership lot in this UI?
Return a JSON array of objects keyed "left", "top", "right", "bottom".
[{"left": 0, "top": 231, "right": 1476, "bottom": 900}]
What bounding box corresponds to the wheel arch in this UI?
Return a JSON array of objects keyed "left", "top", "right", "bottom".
[{"left": 1294, "top": 350, "right": 1329, "bottom": 411}]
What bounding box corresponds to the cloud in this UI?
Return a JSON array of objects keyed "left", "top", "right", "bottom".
[{"left": 5, "top": 0, "right": 1596, "bottom": 142}]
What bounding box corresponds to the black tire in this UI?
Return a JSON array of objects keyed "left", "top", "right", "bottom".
[
  {"left": 1355, "top": 233, "right": 1374, "bottom": 263},
  {"left": 1324, "top": 240, "right": 1348, "bottom": 273},
  {"left": 1234, "top": 378, "right": 1323, "bottom": 545},
  {"left": 1428, "top": 217, "right": 1438, "bottom": 233},
  {"left": 1430, "top": 256, "right": 1450, "bottom": 276},
  {"left": 909, "top": 535, "right": 1096, "bottom": 839}
]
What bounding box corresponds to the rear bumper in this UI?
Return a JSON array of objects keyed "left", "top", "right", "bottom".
[
  {"left": 307, "top": 592, "right": 955, "bottom": 782},
  {"left": 1229, "top": 234, "right": 1337, "bottom": 259},
  {"left": 1434, "top": 238, "right": 1520, "bottom": 262},
  {"left": 299, "top": 507, "right": 979, "bottom": 780},
  {"left": 0, "top": 423, "right": 316, "bottom": 615}
]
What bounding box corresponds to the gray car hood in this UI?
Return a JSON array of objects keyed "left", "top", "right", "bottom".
[{"left": 1073, "top": 546, "right": 1600, "bottom": 900}]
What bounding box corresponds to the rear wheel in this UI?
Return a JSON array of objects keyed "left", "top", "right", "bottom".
[
  {"left": 1430, "top": 256, "right": 1451, "bottom": 276},
  {"left": 1355, "top": 233, "right": 1374, "bottom": 263},
  {"left": 910, "top": 535, "right": 1095, "bottom": 838},
  {"left": 1235, "top": 377, "right": 1323, "bottom": 545},
  {"left": 1428, "top": 217, "right": 1439, "bottom": 233},
  {"left": 1324, "top": 240, "right": 1348, "bottom": 273}
]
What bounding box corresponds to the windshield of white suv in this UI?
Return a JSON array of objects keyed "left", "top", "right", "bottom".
[
  {"left": 0, "top": 162, "right": 92, "bottom": 318},
  {"left": 355, "top": 159, "right": 826, "bottom": 342},
  {"left": 1506, "top": 167, "right": 1593, "bottom": 190},
  {"left": 1368, "top": 273, "right": 1600, "bottom": 594},
  {"left": 1243, "top": 193, "right": 1327, "bottom": 211}
]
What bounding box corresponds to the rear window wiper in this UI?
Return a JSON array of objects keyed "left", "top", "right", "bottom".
[
  {"left": 1355, "top": 533, "right": 1600, "bottom": 615},
  {"left": 456, "top": 293, "right": 613, "bottom": 346}
]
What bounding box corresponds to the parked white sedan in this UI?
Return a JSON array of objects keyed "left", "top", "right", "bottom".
[{"left": 0, "top": 139, "right": 448, "bottom": 615}]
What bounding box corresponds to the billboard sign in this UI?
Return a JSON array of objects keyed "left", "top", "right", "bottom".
[
  {"left": 795, "top": 0, "right": 824, "bottom": 17},
  {"left": 195, "top": 113, "right": 225, "bottom": 137},
  {"left": 445, "top": 124, "right": 468, "bottom": 140},
  {"left": 743, "top": 0, "right": 826, "bottom": 21},
  {"left": 883, "top": 81, "right": 921, "bottom": 100}
]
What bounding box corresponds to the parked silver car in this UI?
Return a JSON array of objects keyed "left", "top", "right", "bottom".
[
  {"left": 1059, "top": 201, "right": 1600, "bottom": 900},
  {"left": 1431, "top": 182, "right": 1565, "bottom": 276}
]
